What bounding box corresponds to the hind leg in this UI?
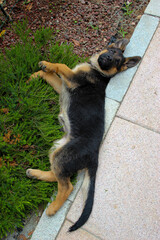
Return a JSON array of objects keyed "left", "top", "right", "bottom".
[
  {"left": 26, "top": 136, "right": 69, "bottom": 182},
  {"left": 46, "top": 177, "right": 73, "bottom": 216},
  {"left": 26, "top": 169, "right": 57, "bottom": 182}
]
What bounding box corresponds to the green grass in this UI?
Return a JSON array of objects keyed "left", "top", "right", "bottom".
[
  {"left": 118, "top": 26, "right": 128, "bottom": 38},
  {"left": 122, "top": 2, "right": 133, "bottom": 16},
  {"left": 0, "top": 20, "right": 86, "bottom": 238}
]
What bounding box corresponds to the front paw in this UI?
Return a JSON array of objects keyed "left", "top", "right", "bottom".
[
  {"left": 26, "top": 74, "right": 36, "bottom": 84},
  {"left": 39, "top": 61, "right": 47, "bottom": 72}
]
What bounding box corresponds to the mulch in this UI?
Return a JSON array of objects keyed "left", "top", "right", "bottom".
[{"left": 0, "top": 0, "right": 149, "bottom": 56}]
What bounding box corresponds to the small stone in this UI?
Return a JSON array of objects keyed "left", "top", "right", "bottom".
[
  {"left": 136, "top": 15, "right": 142, "bottom": 20},
  {"left": 79, "top": 0, "right": 85, "bottom": 3},
  {"left": 64, "top": 34, "right": 70, "bottom": 40}
]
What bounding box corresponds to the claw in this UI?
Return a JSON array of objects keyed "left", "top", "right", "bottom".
[{"left": 39, "top": 61, "right": 46, "bottom": 72}]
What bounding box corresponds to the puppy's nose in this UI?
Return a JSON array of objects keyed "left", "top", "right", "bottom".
[
  {"left": 106, "top": 55, "right": 112, "bottom": 61},
  {"left": 100, "top": 54, "right": 112, "bottom": 63},
  {"left": 100, "top": 54, "right": 112, "bottom": 64}
]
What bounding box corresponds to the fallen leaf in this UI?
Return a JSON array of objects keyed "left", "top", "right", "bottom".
[
  {"left": 18, "top": 234, "right": 28, "bottom": 240},
  {"left": 3, "top": 131, "right": 21, "bottom": 144},
  {"left": 0, "top": 157, "right": 18, "bottom": 168},
  {"left": 0, "top": 108, "right": 9, "bottom": 114},
  {"left": 9, "top": 160, "right": 18, "bottom": 167},
  {"left": 0, "top": 30, "right": 6, "bottom": 38},
  {"left": 26, "top": 3, "right": 33, "bottom": 11},
  {"left": 0, "top": 158, "right": 3, "bottom": 167},
  {"left": 72, "top": 39, "right": 80, "bottom": 46},
  {"left": 22, "top": 144, "right": 35, "bottom": 150},
  {"left": 22, "top": 144, "right": 30, "bottom": 150},
  {"left": 28, "top": 230, "right": 34, "bottom": 236},
  {"left": 3, "top": 130, "right": 11, "bottom": 143}
]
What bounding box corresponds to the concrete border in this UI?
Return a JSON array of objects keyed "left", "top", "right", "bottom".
[{"left": 31, "top": 1, "right": 159, "bottom": 239}]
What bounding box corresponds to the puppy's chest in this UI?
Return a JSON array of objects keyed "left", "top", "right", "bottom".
[{"left": 59, "top": 84, "right": 71, "bottom": 133}]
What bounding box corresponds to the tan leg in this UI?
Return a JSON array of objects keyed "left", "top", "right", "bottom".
[
  {"left": 27, "top": 70, "right": 62, "bottom": 94},
  {"left": 46, "top": 178, "right": 73, "bottom": 215},
  {"left": 39, "top": 61, "right": 78, "bottom": 89},
  {"left": 26, "top": 169, "right": 57, "bottom": 182}
]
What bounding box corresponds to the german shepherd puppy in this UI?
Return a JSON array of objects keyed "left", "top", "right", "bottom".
[{"left": 26, "top": 39, "right": 141, "bottom": 232}]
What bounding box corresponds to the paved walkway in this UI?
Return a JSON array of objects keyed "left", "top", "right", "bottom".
[{"left": 31, "top": 1, "right": 160, "bottom": 239}]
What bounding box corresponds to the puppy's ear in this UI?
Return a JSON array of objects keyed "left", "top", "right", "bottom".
[
  {"left": 120, "top": 56, "right": 141, "bottom": 72},
  {"left": 108, "top": 38, "right": 130, "bottom": 52}
]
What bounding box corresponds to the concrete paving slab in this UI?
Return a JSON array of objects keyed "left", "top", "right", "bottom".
[
  {"left": 106, "top": 14, "right": 159, "bottom": 102},
  {"left": 145, "top": 0, "right": 160, "bottom": 17},
  {"left": 56, "top": 220, "right": 101, "bottom": 240},
  {"left": 105, "top": 98, "right": 119, "bottom": 134},
  {"left": 67, "top": 118, "right": 160, "bottom": 240},
  {"left": 117, "top": 24, "right": 160, "bottom": 133}
]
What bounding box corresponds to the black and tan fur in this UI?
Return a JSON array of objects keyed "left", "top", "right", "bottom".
[{"left": 26, "top": 39, "right": 141, "bottom": 232}]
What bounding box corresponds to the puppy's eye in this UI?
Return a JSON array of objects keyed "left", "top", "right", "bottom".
[{"left": 110, "top": 49, "right": 115, "bottom": 54}]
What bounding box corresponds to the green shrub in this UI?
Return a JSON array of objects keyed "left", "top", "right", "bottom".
[{"left": 0, "top": 20, "right": 86, "bottom": 238}]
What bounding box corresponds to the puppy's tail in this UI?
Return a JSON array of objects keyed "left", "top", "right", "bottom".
[{"left": 68, "top": 167, "right": 97, "bottom": 232}]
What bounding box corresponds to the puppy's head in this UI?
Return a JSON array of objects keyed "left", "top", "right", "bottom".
[{"left": 90, "top": 39, "right": 141, "bottom": 77}]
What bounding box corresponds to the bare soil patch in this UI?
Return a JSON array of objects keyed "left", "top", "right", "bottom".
[{"left": 0, "top": 0, "right": 149, "bottom": 56}]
